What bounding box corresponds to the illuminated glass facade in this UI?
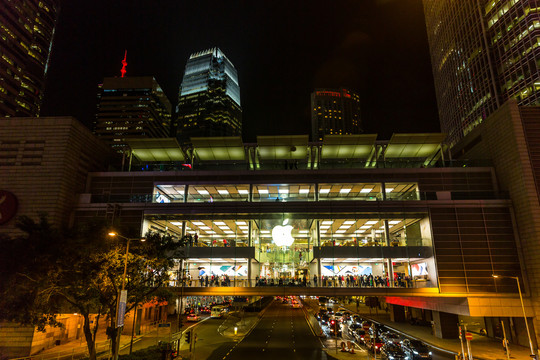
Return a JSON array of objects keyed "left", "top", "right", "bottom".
[
  {"left": 423, "top": 0, "right": 540, "bottom": 146},
  {"left": 0, "top": 0, "right": 60, "bottom": 117},
  {"left": 175, "top": 48, "right": 242, "bottom": 143},
  {"left": 76, "top": 134, "right": 524, "bottom": 296},
  {"left": 94, "top": 76, "right": 172, "bottom": 151},
  {"left": 311, "top": 88, "right": 362, "bottom": 141}
]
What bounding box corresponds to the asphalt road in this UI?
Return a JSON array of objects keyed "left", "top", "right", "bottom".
[
  {"left": 321, "top": 301, "right": 455, "bottom": 360},
  {"left": 208, "top": 300, "right": 328, "bottom": 360}
]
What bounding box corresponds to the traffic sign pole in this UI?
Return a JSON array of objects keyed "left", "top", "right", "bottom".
[
  {"left": 464, "top": 325, "right": 473, "bottom": 360},
  {"left": 501, "top": 320, "right": 510, "bottom": 360},
  {"left": 458, "top": 326, "right": 466, "bottom": 359}
]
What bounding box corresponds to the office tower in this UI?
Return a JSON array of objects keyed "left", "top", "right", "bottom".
[
  {"left": 94, "top": 76, "right": 172, "bottom": 151},
  {"left": 423, "top": 1, "right": 540, "bottom": 146},
  {"left": 0, "top": 0, "right": 60, "bottom": 117},
  {"left": 175, "top": 48, "right": 242, "bottom": 143},
  {"left": 311, "top": 88, "right": 362, "bottom": 141}
]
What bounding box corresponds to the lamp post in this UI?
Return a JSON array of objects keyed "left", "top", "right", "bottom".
[
  {"left": 492, "top": 274, "right": 536, "bottom": 358},
  {"left": 108, "top": 232, "right": 145, "bottom": 359}
]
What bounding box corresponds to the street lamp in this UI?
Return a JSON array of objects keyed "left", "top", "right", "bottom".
[
  {"left": 108, "top": 232, "right": 146, "bottom": 359},
  {"left": 492, "top": 274, "right": 536, "bottom": 358}
]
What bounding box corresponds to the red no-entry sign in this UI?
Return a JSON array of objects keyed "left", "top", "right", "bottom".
[{"left": 465, "top": 332, "right": 473, "bottom": 341}]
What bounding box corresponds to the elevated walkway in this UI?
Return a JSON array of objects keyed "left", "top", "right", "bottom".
[{"left": 170, "top": 286, "right": 442, "bottom": 297}]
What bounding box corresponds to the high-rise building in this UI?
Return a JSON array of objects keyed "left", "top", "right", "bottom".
[
  {"left": 0, "top": 0, "right": 60, "bottom": 117},
  {"left": 94, "top": 76, "right": 172, "bottom": 151},
  {"left": 311, "top": 88, "right": 362, "bottom": 141},
  {"left": 423, "top": 1, "right": 540, "bottom": 146},
  {"left": 175, "top": 48, "right": 242, "bottom": 143}
]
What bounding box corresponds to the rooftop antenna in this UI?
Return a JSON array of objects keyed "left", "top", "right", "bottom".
[{"left": 120, "top": 50, "right": 127, "bottom": 78}]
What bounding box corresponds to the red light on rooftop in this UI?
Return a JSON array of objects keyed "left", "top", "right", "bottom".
[
  {"left": 120, "top": 50, "right": 127, "bottom": 78},
  {"left": 316, "top": 91, "right": 341, "bottom": 97}
]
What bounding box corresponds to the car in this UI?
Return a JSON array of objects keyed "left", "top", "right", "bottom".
[
  {"left": 347, "top": 323, "right": 362, "bottom": 338},
  {"left": 291, "top": 301, "right": 302, "bottom": 309},
  {"left": 351, "top": 315, "right": 362, "bottom": 324},
  {"left": 199, "top": 306, "right": 210, "bottom": 314},
  {"left": 370, "top": 324, "right": 387, "bottom": 338},
  {"left": 186, "top": 313, "right": 200, "bottom": 322},
  {"left": 316, "top": 309, "right": 328, "bottom": 320},
  {"left": 401, "top": 339, "right": 432, "bottom": 359},
  {"left": 210, "top": 305, "right": 227, "bottom": 318},
  {"left": 353, "top": 329, "right": 367, "bottom": 345},
  {"left": 381, "top": 331, "right": 401, "bottom": 345},
  {"left": 361, "top": 320, "right": 372, "bottom": 330},
  {"left": 334, "top": 312, "right": 344, "bottom": 321},
  {"left": 320, "top": 314, "right": 330, "bottom": 326},
  {"left": 381, "top": 343, "right": 408, "bottom": 360},
  {"left": 368, "top": 337, "right": 384, "bottom": 353}
]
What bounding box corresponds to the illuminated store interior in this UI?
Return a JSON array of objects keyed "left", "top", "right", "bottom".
[{"left": 143, "top": 212, "right": 436, "bottom": 287}]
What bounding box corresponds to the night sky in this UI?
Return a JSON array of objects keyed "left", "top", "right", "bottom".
[{"left": 40, "top": 0, "right": 440, "bottom": 142}]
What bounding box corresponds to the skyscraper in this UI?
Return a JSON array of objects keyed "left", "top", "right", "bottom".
[
  {"left": 423, "top": 1, "right": 540, "bottom": 146},
  {"left": 94, "top": 76, "right": 172, "bottom": 151},
  {"left": 175, "top": 48, "right": 242, "bottom": 143},
  {"left": 0, "top": 0, "right": 60, "bottom": 117},
  {"left": 311, "top": 88, "right": 362, "bottom": 141}
]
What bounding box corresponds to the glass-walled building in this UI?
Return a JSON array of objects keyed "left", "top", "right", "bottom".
[
  {"left": 72, "top": 133, "right": 531, "bottom": 342},
  {"left": 174, "top": 48, "right": 242, "bottom": 142},
  {"left": 142, "top": 212, "right": 435, "bottom": 289},
  {"left": 77, "top": 134, "right": 522, "bottom": 295},
  {"left": 423, "top": 0, "right": 540, "bottom": 146}
]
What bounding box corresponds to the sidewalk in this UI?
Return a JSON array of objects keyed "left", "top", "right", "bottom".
[
  {"left": 33, "top": 318, "right": 175, "bottom": 360},
  {"left": 338, "top": 302, "right": 531, "bottom": 360}
]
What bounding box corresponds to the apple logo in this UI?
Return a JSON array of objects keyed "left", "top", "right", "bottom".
[{"left": 272, "top": 225, "right": 294, "bottom": 247}]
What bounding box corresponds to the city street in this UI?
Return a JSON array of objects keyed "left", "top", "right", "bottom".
[{"left": 208, "top": 300, "right": 327, "bottom": 360}]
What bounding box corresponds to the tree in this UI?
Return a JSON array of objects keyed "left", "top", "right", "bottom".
[{"left": 0, "top": 215, "right": 180, "bottom": 360}]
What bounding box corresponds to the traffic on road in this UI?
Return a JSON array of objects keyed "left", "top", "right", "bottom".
[{"left": 311, "top": 297, "right": 455, "bottom": 360}]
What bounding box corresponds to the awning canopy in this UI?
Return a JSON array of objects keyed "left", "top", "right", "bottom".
[
  {"left": 321, "top": 135, "right": 378, "bottom": 159},
  {"left": 257, "top": 135, "right": 309, "bottom": 160},
  {"left": 191, "top": 136, "right": 246, "bottom": 161},
  {"left": 384, "top": 133, "right": 446, "bottom": 159},
  {"left": 127, "top": 138, "right": 185, "bottom": 162}
]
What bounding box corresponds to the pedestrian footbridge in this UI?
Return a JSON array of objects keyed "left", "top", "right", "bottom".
[{"left": 170, "top": 286, "right": 442, "bottom": 297}]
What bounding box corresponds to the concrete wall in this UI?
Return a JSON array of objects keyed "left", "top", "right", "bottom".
[
  {"left": 0, "top": 323, "right": 34, "bottom": 357},
  {"left": 0, "top": 117, "right": 112, "bottom": 234}
]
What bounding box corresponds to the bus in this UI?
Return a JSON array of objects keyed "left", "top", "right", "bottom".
[
  {"left": 318, "top": 296, "right": 328, "bottom": 307},
  {"left": 211, "top": 305, "right": 227, "bottom": 318}
]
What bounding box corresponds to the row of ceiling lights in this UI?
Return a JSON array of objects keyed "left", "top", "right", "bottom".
[{"left": 194, "top": 187, "right": 395, "bottom": 195}]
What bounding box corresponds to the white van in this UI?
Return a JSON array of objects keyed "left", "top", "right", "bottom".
[{"left": 211, "top": 305, "right": 227, "bottom": 318}]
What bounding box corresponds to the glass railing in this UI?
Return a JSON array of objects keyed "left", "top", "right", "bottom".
[
  {"left": 167, "top": 276, "right": 436, "bottom": 288},
  {"left": 127, "top": 158, "right": 494, "bottom": 172},
  {"left": 319, "top": 237, "right": 430, "bottom": 247},
  {"left": 89, "top": 190, "right": 507, "bottom": 203}
]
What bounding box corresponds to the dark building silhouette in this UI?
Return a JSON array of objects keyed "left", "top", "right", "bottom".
[
  {"left": 311, "top": 88, "right": 362, "bottom": 141},
  {"left": 94, "top": 76, "right": 172, "bottom": 151}
]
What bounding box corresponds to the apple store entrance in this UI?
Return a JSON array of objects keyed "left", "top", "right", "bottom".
[{"left": 144, "top": 213, "right": 436, "bottom": 288}]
